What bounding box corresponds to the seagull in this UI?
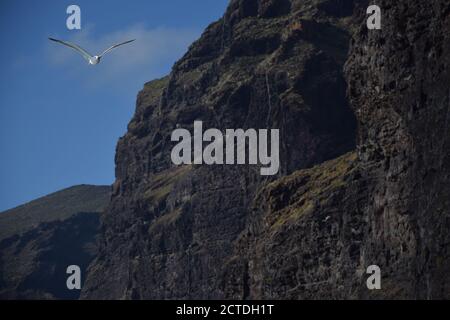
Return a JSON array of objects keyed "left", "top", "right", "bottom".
[{"left": 48, "top": 37, "right": 135, "bottom": 65}]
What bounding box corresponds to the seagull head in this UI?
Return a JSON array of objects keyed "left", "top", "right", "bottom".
[{"left": 89, "top": 55, "right": 101, "bottom": 65}]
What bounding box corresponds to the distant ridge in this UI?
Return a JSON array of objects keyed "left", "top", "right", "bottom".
[
  {"left": 0, "top": 185, "right": 110, "bottom": 241},
  {"left": 0, "top": 184, "right": 110, "bottom": 299}
]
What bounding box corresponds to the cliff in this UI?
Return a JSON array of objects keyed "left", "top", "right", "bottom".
[{"left": 82, "top": 0, "right": 450, "bottom": 299}]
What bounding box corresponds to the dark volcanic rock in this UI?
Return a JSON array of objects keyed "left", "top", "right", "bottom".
[
  {"left": 83, "top": 0, "right": 450, "bottom": 299},
  {"left": 344, "top": 0, "right": 450, "bottom": 298},
  {"left": 222, "top": 0, "right": 450, "bottom": 299},
  {"left": 82, "top": 0, "right": 357, "bottom": 299},
  {"left": 0, "top": 185, "right": 110, "bottom": 299}
]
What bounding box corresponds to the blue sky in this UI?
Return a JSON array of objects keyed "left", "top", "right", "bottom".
[{"left": 0, "top": 0, "right": 228, "bottom": 211}]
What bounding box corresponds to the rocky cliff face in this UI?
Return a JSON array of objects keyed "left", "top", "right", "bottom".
[
  {"left": 345, "top": 0, "right": 450, "bottom": 298},
  {"left": 224, "top": 0, "right": 450, "bottom": 299},
  {"left": 82, "top": 0, "right": 450, "bottom": 299}
]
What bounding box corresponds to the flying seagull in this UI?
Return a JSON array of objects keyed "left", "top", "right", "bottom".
[{"left": 48, "top": 37, "right": 135, "bottom": 65}]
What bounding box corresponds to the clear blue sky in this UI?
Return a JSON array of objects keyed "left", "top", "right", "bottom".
[{"left": 0, "top": 0, "right": 228, "bottom": 211}]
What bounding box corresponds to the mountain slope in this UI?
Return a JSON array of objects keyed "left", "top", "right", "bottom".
[
  {"left": 0, "top": 185, "right": 110, "bottom": 242},
  {"left": 0, "top": 185, "right": 110, "bottom": 299}
]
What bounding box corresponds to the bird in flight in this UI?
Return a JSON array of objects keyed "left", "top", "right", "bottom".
[{"left": 48, "top": 38, "right": 135, "bottom": 65}]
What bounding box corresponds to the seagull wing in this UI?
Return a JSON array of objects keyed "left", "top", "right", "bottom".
[
  {"left": 48, "top": 37, "right": 93, "bottom": 62},
  {"left": 99, "top": 39, "right": 135, "bottom": 57}
]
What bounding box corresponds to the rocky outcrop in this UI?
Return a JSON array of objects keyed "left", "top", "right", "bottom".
[
  {"left": 0, "top": 185, "right": 110, "bottom": 299},
  {"left": 83, "top": 0, "right": 450, "bottom": 299}
]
